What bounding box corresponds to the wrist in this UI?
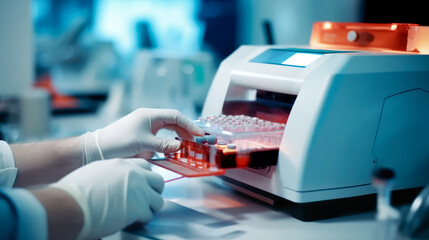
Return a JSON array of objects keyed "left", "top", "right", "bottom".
[
  {"left": 81, "top": 131, "right": 105, "bottom": 165},
  {"left": 0, "top": 141, "right": 18, "bottom": 188},
  {"left": 31, "top": 187, "right": 84, "bottom": 240}
]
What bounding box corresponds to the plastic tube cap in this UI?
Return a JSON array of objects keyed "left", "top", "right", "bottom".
[{"left": 204, "top": 135, "right": 217, "bottom": 145}]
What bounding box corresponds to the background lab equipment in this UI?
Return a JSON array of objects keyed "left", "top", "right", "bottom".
[
  {"left": 0, "top": 1, "right": 52, "bottom": 142},
  {"left": 130, "top": 50, "right": 215, "bottom": 119},
  {"left": 197, "top": 22, "right": 429, "bottom": 221}
]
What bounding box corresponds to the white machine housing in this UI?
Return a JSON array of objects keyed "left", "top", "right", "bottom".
[{"left": 202, "top": 45, "right": 429, "bottom": 203}]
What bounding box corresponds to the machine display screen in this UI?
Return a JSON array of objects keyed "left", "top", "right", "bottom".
[
  {"left": 250, "top": 49, "right": 331, "bottom": 68},
  {"left": 280, "top": 53, "right": 322, "bottom": 67}
]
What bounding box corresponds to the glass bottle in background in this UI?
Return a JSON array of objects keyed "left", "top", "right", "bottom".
[{"left": 372, "top": 167, "right": 401, "bottom": 240}]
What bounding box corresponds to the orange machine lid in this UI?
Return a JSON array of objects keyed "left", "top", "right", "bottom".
[{"left": 310, "top": 22, "right": 429, "bottom": 54}]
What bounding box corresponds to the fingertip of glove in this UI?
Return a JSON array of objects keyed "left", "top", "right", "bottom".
[
  {"left": 192, "top": 127, "right": 205, "bottom": 136},
  {"left": 147, "top": 171, "right": 165, "bottom": 194},
  {"left": 187, "top": 121, "right": 205, "bottom": 136},
  {"left": 150, "top": 198, "right": 164, "bottom": 214},
  {"left": 163, "top": 140, "right": 181, "bottom": 153}
]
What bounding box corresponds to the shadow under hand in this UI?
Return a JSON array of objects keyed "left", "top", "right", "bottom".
[{"left": 124, "top": 201, "right": 245, "bottom": 240}]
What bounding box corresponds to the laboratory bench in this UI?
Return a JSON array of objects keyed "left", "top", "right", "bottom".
[{"left": 118, "top": 169, "right": 383, "bottom": 240}]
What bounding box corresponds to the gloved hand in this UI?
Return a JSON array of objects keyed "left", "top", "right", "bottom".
[
  {"left": 50, "top": 158, "right": 164, "bottom": 240},
  {"left": 82, "top": 108, "right": 204, "bottom": 163}
]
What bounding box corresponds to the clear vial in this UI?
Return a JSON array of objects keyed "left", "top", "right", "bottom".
[{"left": 372, "top": 168, "right": 401, "bottom": 240}]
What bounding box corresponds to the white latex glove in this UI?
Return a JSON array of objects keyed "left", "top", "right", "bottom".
[
  {"left": 82, "top": 108, "right": 204, "bottom": 163},
  {"left": 50, "top": 158, "right": 164, "bottom": 240}
]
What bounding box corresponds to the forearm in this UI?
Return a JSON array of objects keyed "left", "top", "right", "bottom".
[
  {"left": 31, "top": 187, "right": 84, "bottom": 240},
  {"left": 11, "top": 136, "right": 82, "bottom": 187}
]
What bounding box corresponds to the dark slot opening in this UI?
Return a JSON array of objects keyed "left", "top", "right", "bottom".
[{"left": 222, "top": 90, "right": 296, "bottom": 124}]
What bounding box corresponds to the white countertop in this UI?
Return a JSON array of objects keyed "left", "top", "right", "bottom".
[{"left": 121, "top": 167, "right": 381, "bottom": 240}]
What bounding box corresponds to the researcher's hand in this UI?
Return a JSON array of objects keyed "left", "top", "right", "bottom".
[
  {"left": 50, "top": 158, "right": 164, "bottom": 240},
  {"left": 82, "top": 108, "right": 204, "bottom": 163}
]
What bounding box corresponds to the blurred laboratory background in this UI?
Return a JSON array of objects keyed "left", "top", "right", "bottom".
[{"left": 0, "top": 0, "right": 427, "bottom": 142}]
